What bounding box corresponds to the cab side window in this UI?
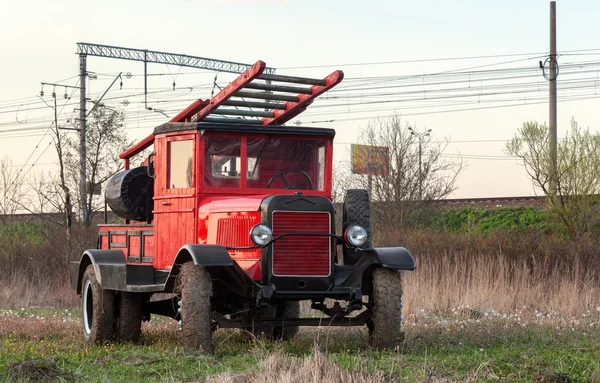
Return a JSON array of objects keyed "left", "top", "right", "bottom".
[
  {"left": 204, "top": 136, "right": 241, "bottom": 188},
  {"left": 167, "top": 140, "right": 193, "bottom": 189}
]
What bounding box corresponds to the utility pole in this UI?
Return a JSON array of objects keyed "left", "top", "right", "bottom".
[
  {"left": 549, "top": 0, "right": 558, "bottom": 195},
  {"left": 79, "top": 53, "right": 88, "bottom": 224},
  {"left": 409, "top": 127, "right": 431, "bottom": 200},
  {"left": 52, "top": 93, "right": 73, "bottom": 239}
]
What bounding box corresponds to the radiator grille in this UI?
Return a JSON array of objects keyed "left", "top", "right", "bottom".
[
  {"left": 216, "top": 216, "right": 257, "bottom": 252},
  {"left": 272, "top": 211, "right": 331, "bottom": 276}
]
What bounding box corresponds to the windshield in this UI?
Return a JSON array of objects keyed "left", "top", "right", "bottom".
[{"left": 204, "top": 135, "right": 327, "bottom": 191}]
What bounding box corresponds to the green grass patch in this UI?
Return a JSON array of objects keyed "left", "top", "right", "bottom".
[
  {"left": 0, "top": 222, "right": 45, "bottom": 244},
  {"left": 1, "top": 311, "right": 599, "bottom": 382},
  {"left": 429, "top": 206, "right": 551, "bottom": 234}
]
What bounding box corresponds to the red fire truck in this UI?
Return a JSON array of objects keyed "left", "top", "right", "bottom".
[{"left": 69, "top": 61, "right": 415, "bottom": 353}]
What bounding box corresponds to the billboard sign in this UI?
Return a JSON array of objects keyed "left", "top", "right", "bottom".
[{"left": 351, "top": 144, "right": 389, "bottom": 176}]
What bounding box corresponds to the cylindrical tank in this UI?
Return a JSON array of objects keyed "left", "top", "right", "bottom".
[{"left": 105, "top": 167, "right": 154, "bottom": 222}]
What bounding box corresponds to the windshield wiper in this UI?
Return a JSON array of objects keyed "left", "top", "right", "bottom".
[{"left": 250, "top": 137, "right": 272, "bottom": 179}]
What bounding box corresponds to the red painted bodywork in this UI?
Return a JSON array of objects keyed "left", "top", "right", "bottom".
[
  {"left": 108, "top": 63, "right": 341, "bottom": 281},
  {"left": 98, "top": 224, "right": 154, "bottom": 263}
]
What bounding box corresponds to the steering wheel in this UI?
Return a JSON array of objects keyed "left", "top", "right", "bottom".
[{"left": 266, "top": 169, "right": 313, "bottom": 190}]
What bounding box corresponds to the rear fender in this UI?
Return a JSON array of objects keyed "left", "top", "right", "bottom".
[
  {"left": 69, "top": 249, "right": 126, "bottom": 294},
  {"left": 171, "top": 244, "right": 258, "bottom": 298}
]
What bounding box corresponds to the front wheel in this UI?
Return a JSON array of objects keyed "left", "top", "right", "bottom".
[
  {"left": 178, "top": 262, "right": 214, "bottom": 353},
  {"left": 273, "top": 301, "right": 300, "bottom": 340},
  {"left": 81, "top": 265, "right": 116, "bottom": 344},
  {"left": 368, "top": 268, "right": 405, "bottom": 350}
]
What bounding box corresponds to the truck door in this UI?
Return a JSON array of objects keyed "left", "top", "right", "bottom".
[{"left": 153, "top": 134, "right": 197, "bottom": 269}]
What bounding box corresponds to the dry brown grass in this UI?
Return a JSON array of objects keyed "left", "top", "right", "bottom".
[
  {"left": 380, "top": 228, "right": 600, "bottom": 318},
  {"left": 1, "top": 225, "right": 600, "bottom": 321},
  {"left": 209, "top": 343, "right": 389, "bottom": 383},
  {"left": 404, "top": 252, "right": 600, "bottom": 318},
  {"left": 0, "top": 225, "right": 93, "bottom": 308}
]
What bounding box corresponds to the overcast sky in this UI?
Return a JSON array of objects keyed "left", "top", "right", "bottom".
[{"left": 1, "top": 0, "right": 599, "bottom": 198}]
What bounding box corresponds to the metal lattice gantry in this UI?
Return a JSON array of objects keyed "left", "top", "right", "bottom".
[{"left": 76, "top": 42, "right": 276, "bottom": 74}]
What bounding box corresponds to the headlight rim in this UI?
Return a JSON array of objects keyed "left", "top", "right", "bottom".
[
  {"left": 249, "top": 224, "right": 273, "bottom": 247},
  {"left": 344, "top": 224, "right": 368, "bottom": 247}
]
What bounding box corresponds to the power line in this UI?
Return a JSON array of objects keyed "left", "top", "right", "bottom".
[
  {"left": 6, "top": 83, "right": 79, "bottom": 191},
  {"left": 278, "top": 48, "right": 600, "bottom": 70}
]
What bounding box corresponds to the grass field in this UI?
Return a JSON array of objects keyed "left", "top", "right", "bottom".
[
  {"left": 3, "top": 224, "right": 600, "bottom": 382},
  {"left": 1, "top": 308, "right": 599, "bottom": 382}
]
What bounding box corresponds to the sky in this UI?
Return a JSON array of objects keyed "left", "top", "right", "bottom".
[{"left": 1, "top": 0, "right": 599, "bottom": 198}]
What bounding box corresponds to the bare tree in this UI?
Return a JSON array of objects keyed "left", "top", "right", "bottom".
[
  {"left": 0, "top": 157, "right": 27, "bottom": 223},
  {"left": 506, "top": 119, "right": 600, "bottom": 238},
  {"left": 65, "top": 107, "right": 130, "bottom": 226},
  {"left": 337, "top": 116, "right": 463, "bottom": 228},
  {"left": 28, "top": 171, "right": 69, "bottom": 227}
]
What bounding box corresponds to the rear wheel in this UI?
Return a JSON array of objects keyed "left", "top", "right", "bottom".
[
  {"left": 116, "top": 292, "right": 144, "bottom": 343},
  {"left": 179, "top": 262, "right": 213, "bottom": 353},
  {"left": 368, "top": 268, "right": 405, "bottom": 350},
  {"left": 342, "top": 189, "right": 372, "bottom": 265},
  {"left": 81, "top": 265, "right": 116, "bottom": 344}
]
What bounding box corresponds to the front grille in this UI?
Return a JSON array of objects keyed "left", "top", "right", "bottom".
[{"left": 271, "top": 211, "right": 331, "bottom": 276}]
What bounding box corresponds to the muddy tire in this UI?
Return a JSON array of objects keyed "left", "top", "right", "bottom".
[
  {"left": 81, "top": 265, "right": 116, "bottom": 344},
  {"left": 273, "top": 301, "right": 300, "bottom": 340},
  {"left": 368, "top": 268, "right": 404, "bottom": 350},
  {"left": 116, "top": 292, "right": 144, "bottom": 343},
  {"left": 179, "top": 262, "right": 213, "bottom": 353},
  {"left": 342, "top": 189, "right": 372, "bottom": 265},
  {"left": 245, "top": 301, "right": 300, "bottom": 341}
]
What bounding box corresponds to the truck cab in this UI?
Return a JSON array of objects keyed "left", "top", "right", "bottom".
[{"left": 70, "top": 61, "right": 415, "bottom": 353}]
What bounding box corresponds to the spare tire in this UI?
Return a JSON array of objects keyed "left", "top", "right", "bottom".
[
  {"left": 105, "top": 167, "right": 154, "bottom": 222},
  {"left": 342, "top": 189, "right": 372, "bottom": 265}
]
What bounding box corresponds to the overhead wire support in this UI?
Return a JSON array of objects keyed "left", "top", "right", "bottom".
[
  {"left": 86, "top": 72, "right": 123, "bottom": 118},
  {"left": 76, "top": 42, "right": 276, "bottom": 75}
]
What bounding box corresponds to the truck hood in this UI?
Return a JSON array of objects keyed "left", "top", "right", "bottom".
[{"left": 198, "top": 195, "right": 267, "bottom": 214}]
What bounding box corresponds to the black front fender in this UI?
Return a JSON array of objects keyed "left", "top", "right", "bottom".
[
  {"left": 367, "top": 247, "right": 416, "bottom": 270},
  {"left": 334, "top": 247, "right": 415, "bottom": 289},
  {"left": 172, "top": 244, "right": 257, "bottom": 298},
  {"left": 175, "top": 244, "right": 234, "bottom": 267}
]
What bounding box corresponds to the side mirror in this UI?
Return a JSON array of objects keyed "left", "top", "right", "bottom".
[{"left": 147, "top": 159, "right": 155, "bottom": 178}]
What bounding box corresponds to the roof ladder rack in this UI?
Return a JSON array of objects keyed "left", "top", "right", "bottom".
[{"left": 172, "top": 60, "right": 343, "bottom": 126}]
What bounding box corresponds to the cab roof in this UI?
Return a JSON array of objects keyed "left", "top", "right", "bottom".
[{"left": 153, "top": 122, "right": 336, "bottom": 138}]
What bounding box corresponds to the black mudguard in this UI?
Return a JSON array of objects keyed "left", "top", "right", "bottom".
[
  {"left": 173, "top": 244, "right": 258, "bottom": 298},
  {"left": 334, "top": 247, "right": 415, "bottom": 289},
  {"left": 69, "top": 249, "right": 127, "bottom": 293},
  {"left": 367, "top": 247, "right": 416, "bottom": 270},
  {"left": 175, "top": 244, "right": 234, "bottom": 267}
]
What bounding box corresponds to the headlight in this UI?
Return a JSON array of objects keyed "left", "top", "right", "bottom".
[
  {"left": 250, "top": 224, "right": 273, "bottom": 247},
  {"left": 344, "top": 225, "right": 368, "bottom": 247}
]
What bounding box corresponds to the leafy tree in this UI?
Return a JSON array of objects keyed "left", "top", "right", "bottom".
[{"left": 506, "top": 119, "right": 600, "bottom": 238}]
